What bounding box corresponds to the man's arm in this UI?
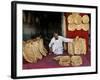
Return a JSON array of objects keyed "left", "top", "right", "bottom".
[{"left": 61, "top": 36, "right": 73, "bottom": 42}]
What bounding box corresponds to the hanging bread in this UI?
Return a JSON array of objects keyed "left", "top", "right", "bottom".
[
  {"left": 76, "top": 24, "right": 82, "bottom": 30},
  {"left": 79, "top": 38, "right": 87, "bottom": 55},
  {"left": 71, "top": 56, "right": 82, "bottom": 66},
  {"left": 82, "top": 15, "right": 89, "bottom": 24},
  {"left": 82, "top": 23, "right": 89, "bottom": 31},
  {"left": 67, "top": 15, "right": 74, "bottom": 24},
  {"left": 68, "top": 42, "right": 74, "bottom": 55},
  {"left": 73, "top": 36, "right": 81, "bottom": 55},
  {"left": 68, "top": 24, "right": 76, "bottom": 31},
  {"left": 73, "top": 13, "right": 82, "bottom": 24}
]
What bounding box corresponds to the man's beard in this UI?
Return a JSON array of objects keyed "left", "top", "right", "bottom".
[{"left": 55, "top": 37, "right": 58, "bottom": 40}]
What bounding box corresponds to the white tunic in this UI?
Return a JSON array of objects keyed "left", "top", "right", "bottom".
[{"left": 49, "top": 36, "right": 73, "bottom": 55}]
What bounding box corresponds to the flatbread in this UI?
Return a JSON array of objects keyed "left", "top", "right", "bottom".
[
  {"left": 71, "top": 56, "right": 82, "bottom": 66},
  {"left": 82, "top": 15, "right": 89, "bottom": 24},
  {"left": 79, "top": 38, "right": 87, "bottom": 55},
  {"left": 67, "top": 15, "right": 74, "bottom": 24},
  {"left": 73, "top": 14, "right": 82, "bottom": 24},
  {"left": 73, "top": 36, "right": 81, "bottom": 55},
  {"left": 76, "top": 24, "right": 82, "bottom": 30},
  {"left": 68, "top": 24, "right": 76, "bottom": 31},
  {"left": 82, "top": 23, "right": 89, "bottom": 31},
  {"left": 68, "top": 42, "right": 74, "bottom": 55},
  {"left": 53, "top": 56, "right": 62, "bottom": 61}
]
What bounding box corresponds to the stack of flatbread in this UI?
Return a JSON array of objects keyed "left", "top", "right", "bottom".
[
  {"left": 23, "top": 38, "right": 47, "bottom": 63},
  {"left": 54, "top": 56, "right": 70, "bottom": 66},
  {"left": 23, "top": 42, "right": 37, "bottom": 63},
  {"left": 68, "top": 36, "right": 87, "bottom": 55},
  {"left": 71, "top": 56, "right": 82, "bottom": 66}
]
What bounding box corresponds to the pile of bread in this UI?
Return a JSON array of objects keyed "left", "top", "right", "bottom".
[
  {"left": 23, "top": 38, "right": 48, "bottom": 63},
  {"left": 67, "top": 13, "right": 89, "bottom": 31},
  {"left": 54, "top": 55, "right": 82, "bottom": 66}
]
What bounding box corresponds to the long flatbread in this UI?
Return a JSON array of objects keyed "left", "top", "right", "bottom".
[
  {"left": 73, "top": 36, "right": 81, "bottom": 54},
  {"left": 79, "top": 38, "right": 87, "bottom": 55},
  {"left": 68, "top": 42, "right": 74, "bottom": 55}
]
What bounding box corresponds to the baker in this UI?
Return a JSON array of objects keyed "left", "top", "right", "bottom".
[{"left": 49, "top": 32, "right": 73, "bottom": 55}]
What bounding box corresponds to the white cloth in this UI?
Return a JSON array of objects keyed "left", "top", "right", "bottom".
[{"left": 49, "top": 36, "right": 73, "bottom": 55}]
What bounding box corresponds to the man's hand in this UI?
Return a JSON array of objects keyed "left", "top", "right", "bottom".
[{"left": 70, "top": 39, "right": 73, "bottom": 42}]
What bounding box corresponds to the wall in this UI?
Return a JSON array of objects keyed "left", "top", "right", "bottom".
[{"left": 0, "top": 0, "right": 99, "bottom": 80}]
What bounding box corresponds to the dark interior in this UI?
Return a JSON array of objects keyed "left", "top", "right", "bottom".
[{"left": 23, "top": 11, "right": 63, "bottom": 47}]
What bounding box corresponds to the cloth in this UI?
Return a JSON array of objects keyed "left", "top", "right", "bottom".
[{"left": 49, "top": 36, "right": 73, "bottom": 55}]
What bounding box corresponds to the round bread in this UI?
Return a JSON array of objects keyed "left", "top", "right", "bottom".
[
  {"left": 67, "top": 15, "right": 74, "bottom": 24},
  {"left": 68, "top": 24, "right": 76, "bottom": 31},
  {"left": 82, "top": 23, "right": 89, "bottom": 31},
  {"left": 82, "top": 15, "right": 89, "bottom": 24},
  {"left": 73, "top": 14, "right": 82, "bottom": 24},
  {"left": 76, "top": 24, "right": 82, "bottom": 30}
]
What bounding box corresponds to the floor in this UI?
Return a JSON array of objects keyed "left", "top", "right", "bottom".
[{"left": 23, "top": 50, "right": 91, "bottom": 69}]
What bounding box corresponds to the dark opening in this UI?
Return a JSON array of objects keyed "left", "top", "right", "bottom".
[{"left": 23, "top": 11, "right": 62, "bottom": 47}]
